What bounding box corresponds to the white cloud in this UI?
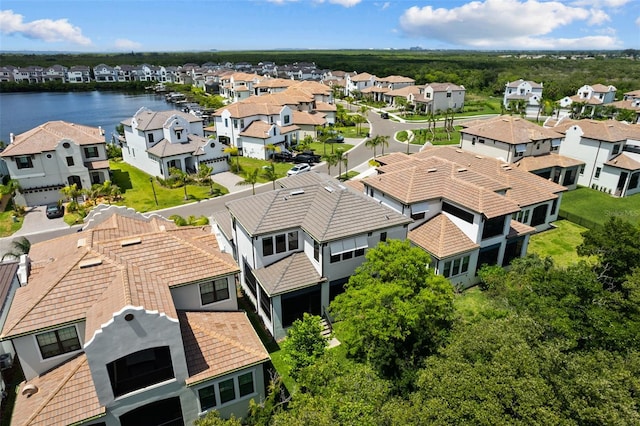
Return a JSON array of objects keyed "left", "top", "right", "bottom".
[
  {"left": 0, "top": 9, "right": 91, "bottom": 46},
  {"left": 313, "top": 0, "right": 362, "bottom": 6},
  {"left": 265, "top": 0, "right": 298, "bottom": 4},
  {"left": 571, "top": 0, "right": 629, "bottom": 7},
  {"left": 397, "top": 0, "right": 623, "bottom": 49},
  {"left": 636, "top": 16, "right": 640, "bottom": 26},
  {"left": 114, "top": 39, "right": 142, "bottom": 50},
  {"left": 376, "top": 1, "right": 391, "bottom": 10}
]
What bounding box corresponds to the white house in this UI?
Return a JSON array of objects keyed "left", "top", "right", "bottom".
[
  {"left": 120, "top": 107, "right": 229, "bottom": 179},
  {"left": 415, "top": 82, "right": 466, "bottom": 114},
  {"left": 555, "top": 118, "right": 640, "bottom": 197},
  {"left": 358, "top": 146, "right": 566, "bottom": 288},
  {"left": 1, "top": 206, "right": 270, "bottom": 426},
  {"left": 611, "top": 89, "right": 640, "bottom": 124},
  {"left": 0, "top": 121, "right": 109, "bottom": 206},
  {"left": 345, "top": 72, "right": 375, "bottom": 96},
  {"left": 503, "top": 79, "right": 543, "bottom": 116},
  {"left": 460, "top": 115, "right": 583, "bottom": 190},
  {"left": 93, "top": 64, "right": 118, "bottom": 83},
  {"left": 558, "top": 83, "right": 617, "bottom": 117},
  {"left": 216, "top": 173, "right": 412, "bottom": 340}
]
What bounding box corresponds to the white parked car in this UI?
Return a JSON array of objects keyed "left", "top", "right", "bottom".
[{"left": 287, "top": 164, "right": 312, "bottom": 176}]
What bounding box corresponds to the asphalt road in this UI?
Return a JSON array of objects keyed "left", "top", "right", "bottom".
[{"left": 0, "top": 107, "right": 496, "bottom": 254}]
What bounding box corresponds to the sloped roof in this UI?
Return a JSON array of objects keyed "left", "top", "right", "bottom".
[
  {"left": 146, "top": 134, "right": 208, "bottom": 158},
  {"left": 12, "top": 354, "right": 104, "bottom": 426},
  {"left": 253, "top": 252, "right": 325, "bottom": 296},
  {"left": 240, "top": 120, "right": 272, "bottom": 139},
  {"left": 1, "top": 207, "right": 239, "bottom": 340},
  {"left": 506, "top": 79, "right": 542, "bottom": 88},
  {"left": 180, "top": 311, "right": 270, "bottom": 385},
  {"left": 226, "top": 176, "right": 411, "bottom": 241},
  {"left": 386, "top": 85, "right": 423, "bottom": 97},
  {"left": 292, "top": 110, "right": 327, "bottom": 126},
  {"left": 516, "top": 153, "right": 585, "bottom": 172},
  {"left": 213, "top": 102, "right": 283, "bottom": 118},
  {"left": 1, "top": 121, "right": 105, "bottom": 157},
  {"left": 461, "top": 115, "right": 562, "bottom": 144},
  {"left": 409, "top": 214, "right": 479, "bottom": 259},
  {"left": 426, "top": 82, "right": 465, "bottom": 92},
  {"left": 605, "top": 152, "right": 640, "bottom": 171},
  {"left": 376, "top": 75, "right": 415, "bottom": 84},
  {"left": 121, "top": 108, "right": 202, "bottom": 129},
  {"left": 0, "top": 262, "right": 18, "bottom": 310},
  {"left": 350, "top": 72, "right": 374, "bottom": 82},
  {"left": 553, "top": 119, "right": 640, "bottom": 142}
]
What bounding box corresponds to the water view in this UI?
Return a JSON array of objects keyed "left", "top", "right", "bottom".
[{"left": 0, "top": 91, "right": 179, "bottom": 144}]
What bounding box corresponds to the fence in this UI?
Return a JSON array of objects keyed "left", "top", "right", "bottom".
[{"left": 558, "top": 209, "right": 602, "bottom": 230}]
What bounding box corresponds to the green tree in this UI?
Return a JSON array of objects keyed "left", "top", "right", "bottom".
[
  {"left": 194, "top": 410, "right": 242, "bottom": 426},
  {"left": 197, "top": 163, "right": 214, "bottom": 194},
  {"left": 281, "top": 313, "right": 327, "bottom": 379},
  {"left": 260, "top": 163, "right": 279, "bottom": 190},
  {"left": 2, "top": 236, "right": 31, "bottom": 261},
  {"left": 395, "top": 97, "right": 409, "bottom": 116},
  {"left": 60, "top": 183, "right": 82, "bottom": 212},
  {"left": 330, "top": 240, "right": 455, "bottom": 384},
  {"left": 223, "top": 145, "right": 241, "bottom": 172},
  {"left": 169, "top": 167, "right": 189, "bottom": 200},
  {"left": 353, "top": 113, "right": 367, "bottom": 135},
  {"left": 365, "top": 135, "right": 383, "bottom": 158},
  {"left": 322, "top": 152, "right": 338, "bottom": 176},
  {"left": 577, "top": 216, "right": 640, "bottom": 288},
  {"left": 0, "top": 179, "right": 22, "bottom": 211},
  {"left": 236, "top": 167, "right": 259, "bottom": 195},
  {"left": 264, "top": 143, "right": 279, "bottom": 160}
]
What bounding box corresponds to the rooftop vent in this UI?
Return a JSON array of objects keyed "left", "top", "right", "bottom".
[
  {"left": 22, "top": 384, "right": 38, "bottom": 397},
  {"left": 457, "top": 168, "right": 467, "bottom": 172},
  {"left": 456, "top": 149, "right": 463, "bottom": 153},
  {"left": 121, "top": 237, "right": 142, "bottom": 247},
  {"left": 324, "top": 186, "right": 335, "bottom": 193},
  {"left": 79, "top": 258, "right": 103, "bottom": 269},
  {"left": 290, "top": 189, "right": 305, "bottom": 196},
  {"left": 475, "top": 155, "right": 483, "bottom": 159},
  {"left": 77, "top": 238, "right": 86, "bottom": 248},
  {"left": 427, "top": 168, "right": 438, "bottom": 173}
]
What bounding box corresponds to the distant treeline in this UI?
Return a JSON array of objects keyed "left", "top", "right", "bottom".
[
  {"left": 0, "top": 80, "right": 150, "bottom": 93},
  {"left": 1, "top": 50, "right": 639, "bottom": 98}
]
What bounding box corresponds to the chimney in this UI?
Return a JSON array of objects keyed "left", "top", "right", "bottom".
[
  {"left": 9, "top": 133, "right": 14, "bottom": 144},
  {"left": 18, "top": 254, "right": 30, "bottom": 286}
]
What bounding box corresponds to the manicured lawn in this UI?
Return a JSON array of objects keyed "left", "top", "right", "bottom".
[
  {"left": 560, "top": 186, "right": 640, "bottom": 227},
  {"left": 528, "top": 220, "right": 596, "bottom": 267},
  {"left": 0, "top": 209, "right": 24, "bottom": 238},
  {"left": 454, "top": 287, "right": 509, "bottom": 323},
  {"left": 109, "top": 160, "right": 228, "bottom": 213}
]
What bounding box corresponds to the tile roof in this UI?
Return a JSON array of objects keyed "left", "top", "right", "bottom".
[
  {"left": 408, "top": 213, "right": 479, "bottom": 259},
  {"left": 212, "top": 209, "right": 233, "bottom": 242},
  {"left": 350, "top": 72, "right": 374, "bottom": 82},
  {"left": 605, "top": 152, "right": 640, "bottom": 171},
  {"left": 226, "top": 175, "right": 411, "bottom": 241},
  {"left": 254, "top": 78, "right": 296, "bottom": 89},
  {"left": 213, "top": 102, "right": 284, "bottom": 118},
  {"left": 1, "top": 207, "right": 239, "bottom": 340},
  {"left": 386, "top": 85, "right": 423, "bottom": 97},
  {"left": 179, "top": 311, "right": 270, "bottom": 385},
  {"left": 253, "top": 252, "right": 326, "bottom": 296},
  {"left": 1, "top": 121, "right": 105, "bottom": 157},
  {"left": 460, "top": 115, "right": 562, "bottom": 144},
  {"left": 292, "top": 110, "right": 327, "bottom": 126},
  {"left": 122, "top": 108, "right": 202, "bottom": 129},
  {"left": 376, "top": 75, "right": 415, "bottom": 84},
  {"left": 553, "top": 119, "right": 640, "bottom": 142},
  {"left": 610, "top": 99, "right": 640, "bottom": 112},
  {"left": 590, "top": 83, "right": 615, "bottom": 92},
  {"left": 506, "top": 80, "right": 542, "bottom": 88},
  {"left": 426, "top": 82, "right": 465, "bottom": 92},
  {"left": 507, "top": 220, "right": 536, "bottom": 238},
  {"left": 146, "top": 134, "right": 208, "bottom": 157},
  {"left": 12, "top": 354, "right": 104, "bottom": 426},
  {"left": 85, "top": 159, "right": 110, "bottom": 170},
  {"left": 240, "top": 121, "right": 272, "bottom": 139},
  {"left": 515, "top": 153, "right": 585, "bottom": 172}
]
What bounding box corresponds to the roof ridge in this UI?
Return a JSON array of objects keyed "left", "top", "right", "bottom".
[
  {"left": 24, "top": 355, "right": 88, "bottom": 426},
  {"left": 165, "top": 230, "right": 239, "bottom": 272},
  {"left": 269, "top": 254, "right": 295, "bottom": 293}
]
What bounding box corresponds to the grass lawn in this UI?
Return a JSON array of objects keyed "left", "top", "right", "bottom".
[
  {"left": 454, "top": 287, "right": 510, "bottom": 323},
  {"left": 109, "top": 160, "right": 228, "bottom": 213},
  {"left": 560, "top": 186, "right": 640, "bottom": 227},
  {"left": 0, "top": 209, "right": 24, "bottom": 238},
  {"left": 528, "top": 220, "right": 596, "bottom": 267}
]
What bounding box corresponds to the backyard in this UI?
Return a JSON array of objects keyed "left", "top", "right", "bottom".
[
  {"left": 527, "top": 220, "right": 596, "bottom": 267},
  {"left": 559, "top": 186, "right": 640, "bottom": 228}
]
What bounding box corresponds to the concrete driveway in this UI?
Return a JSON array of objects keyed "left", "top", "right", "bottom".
[{"left": 14, "top": 205, "right": 69, "bottom": 237}]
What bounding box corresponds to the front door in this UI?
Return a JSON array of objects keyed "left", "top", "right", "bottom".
[
  {"left": 616, "top": 172, "right": 628, "bottom": 196},
  {"left": 67, "top": 175, "right": 82, "bottom": 190}
]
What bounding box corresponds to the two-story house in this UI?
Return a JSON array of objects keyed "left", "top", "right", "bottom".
[
  {"left": 120, "top": 107, "right": 229, "bottom": 179},
  {"left": 2, "top": 205, "right": 270, "bottom": 426},
  {"left": 358, "top": 146, "right": 566, "bottom": 288},
  {"left": 460, "top": 115, "right": 584, "bottom": 190},
  {"left": 67, "top": 66, "right": 91, "bottom": 83},
  {"left": 414, "top": 82, "right": 466, "bottom": 114},
  {"left": 0, "top": 121, "right": 110, "bottom": 206},
  {"left": 93, "top": 64, "right": 118, "bottom": 83},
  {"left": 503, "top": 79, "right": 543, "bottom": 116},
  {"left": 42, "top": 65, "right": 68, "bottom": 82},
  {"left": 214, "top": 173, "right": 412, "bottom": 340},
  {"left": 345, "top": 72, "right": 375, "bottom": 96},
  {"left": 361, "top": 75, "right": 415, "bottom": 103},
  {"left": 555, "top": 118, "right": 640, "bottom": 197},
  {"left": 611, "top": 89, "right": 640, "bottom": 124},
  {"left": 558, "top": 83, "right": 617, "bottom": 116}
]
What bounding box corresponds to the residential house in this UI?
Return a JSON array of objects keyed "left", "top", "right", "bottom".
[
  {"left": 0, "top": 65, "right": 16, "bottom": 82},
  {"left": 0, "top": 121, "right": 109, "bottom": 206},
  {"left": 414, "top": 82, "right": 466, "bottom": 114},
  {"left": 68, "top": 66, "right": 91, "bottom": 83},
  {"left": 215, "top": 173, "right": 412, "bottom": 339},
  {"left": 120, "top": 107, "right": 229, "bottom": 179},
  {"left": 219, "top": 72, "right": 262, "bottom": 103},
  {"left": 41, "top": 65, "right": 68, "bottom": 82},
  {"left": 358, "top": 146, "right": 567, "bottom": 288},
  {"left": 93, "top": 64, "right": 118, "bottom": 83},
  {"left": 555, "top": 118, "right": 640, "bottom": 197},
  {"left": 12, "top": 66, "right": 44, "bottom": 84},
  {"left": 345, "top": 72, "right": 375, "bottom": 96},
  {"left": 361, "top": 75, "right": 415, "bottom": 103},
  {"left": 212, "top": 102, "right": 301, "bottom": 160},
  {"left": 611, "top": 89, "right": 640, "bottom": 123},
  {"left": 0, "top": 262, "right": 20, "bottom": 367},
  {"left": 383, "top": 85, "right": 423, "bottom": 108},
  {"left": 459, "top": 115, "right": 583, "bottom": 190},
  {"left": 1, "top": 205, "right": 270, "bottom": 426},
  {"left": 503, "top": 79, "right": 543, "bottom": 116},
  {"left": 558, "top": 83, "right": 617, "bottom": 116}
]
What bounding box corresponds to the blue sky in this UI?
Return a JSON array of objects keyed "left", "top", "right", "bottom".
[{"left": 1, "top": 0, "right": 639, "bottom": 52}]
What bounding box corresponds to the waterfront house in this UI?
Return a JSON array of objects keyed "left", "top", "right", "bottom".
[
  {"left": 215, "top": 172, "right": 412, "bottom": 339},
  {"left": 358, "top": 146, "right": 566, "bottom": 288},
  {"left": 120, "top": 107, "right": 229, "bottom": 179},
  {"left": 68, "top": 66, "right": 91, "bottom": 83},
  {"left": 94, "top": 64, "right": 118, "bottom": 83},
  {"left": 0, "top": 121, "right": 110, "bottom": 206},
  {"left": 1, "top": 205, "right": 270, "bottom": 425}
]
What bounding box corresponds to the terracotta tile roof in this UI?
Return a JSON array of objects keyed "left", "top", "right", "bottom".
[
  {"left": 146, "top": 134, "right": 208, "bottom": 157},
  {"left": 292, "top": 110, "right": 327, "bottom": 126},
  {"left": 179, "top": 311, "right": 270, "bottom": 385},
  {"left": 240, "top": 121, "right": 272, "bottom": 139},
  {"left": 408, "top": 214, "right": 479, "bottom": 259},
  {"left": 610, "top": 99, "right": 640, "bottom": 111},
  {"left": 361, "top": 86, "right": 390, "bottom": 93},
  {"left": 343, "top": 179, "right": 365, "bottom": 193},
  {"left": 516, "top": 153, "right": 585, "bottom": 172},
  {"left": 553, "top": 119, "right": 640, "bottom": 142},
  {"left": 1, "top": 208, "right": 239, "bottom": 340},
  {"left": 213, "top": 102, "right": 283, "bottom": 118},
  {"left": 590, "top": 83, "right": 615, "bottom": 92},
  {"left": 288, "top": 80, "right": 332, "bottom": 96},
  {"left": 460, "top": 115, "right": 562, "bottom": 144},
  {"left": 426, "top": 82, "right": 465, "bottom": 92},
  {"left": 254, "top": 252, "right": 326, "bottom": 296},
  {"left": 315, "top": 101, "right": 337, "bottom": 112},
  {"left": 12, "top": 354, "right": 104, "bottom": 426},
  {"left": 508, "top": 220, "right": 536, "bottom": 238},
  {"left": 212, "top": 209, "right": 233, "bottom": 242},
  {"left": 226, "top": 177, "right": 411, "bottom": 241},
  {"left": 254, "top": 78, "right": 296, "bottom": 89},
  {"left": 386, "top": 85, "right": 423, "bottom": 97},
  {"left": 350, "top": 72, "right": 374, "bottom": 82},
  {"left": 605, "top": 152, "right": 640, "bottom": 171},
  {"left": 84, "top": 159, "right": 110, "bottom": 170},
  {"left": 376, "top": 75, "right": 415, "bottom": 84},
  {"left": 1, "top": 121, "right": 105, "bottom": 157},
  {"left": 624, "top": 89, "right": 640, "bottom": 97},
  {"left": 506, "top": 80, "right": 542, "bottom": 89},
  {"left": 122, "top": 108, "right": 202, "bottom": 130}
]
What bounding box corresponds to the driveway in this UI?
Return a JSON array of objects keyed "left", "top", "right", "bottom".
[{"left": 14, "top": 205, "right": 69, "bottom": 236}]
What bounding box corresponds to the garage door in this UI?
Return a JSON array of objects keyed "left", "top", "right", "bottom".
[{"left": 22, "top": 188, "right": 62, "bottom": 207}]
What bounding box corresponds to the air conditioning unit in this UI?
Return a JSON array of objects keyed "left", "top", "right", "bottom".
[{"left": 0, "top": 353, "right": 13, "bottom": 370}]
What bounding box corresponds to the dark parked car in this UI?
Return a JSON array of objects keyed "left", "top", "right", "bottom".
[
  {"left": 293, "top": 151, "right": 321, "bottom": 164},
  {"left": 326, "top": 133, "right": 345, "bottom": 143},
  {"left": 272, "top": 152, "right": 294, "bottom": 162},
  {"left": 380, "top": 112, "right": 389, "bottom": 119},
  {"left": 45, "top": 203, "right": 64, "bottom": 219}
]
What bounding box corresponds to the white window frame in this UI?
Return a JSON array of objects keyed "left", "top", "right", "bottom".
[{"left": 197, "top": 370, "right": 257, "bottom": 414}]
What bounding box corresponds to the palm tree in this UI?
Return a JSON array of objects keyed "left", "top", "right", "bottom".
[
  {"left": 264, "top": 143, "right": 279, "bottom": 161},
  {"left": 169, "top": 167, "right": 189, "bottom": 200},
  {"left": 358, "top": 104, "right": 370, "bottom": 117},
  {"left": 236, "top": 168, "right": 259, "bottom": 195},
  {"left": 60, "top": 183, "right": 82, "bottom": 212},
  {"left": 197, "top": 164, "right": 214, "bottom": 194},
  {"left": 353, "top": 113, "right": 367, "bottom": 136},
  {"left": 0, "top": 179, "right": 22, "bottom": 211},
  {"left": 395, "top": 97, "right": 409, "bottom": 116},
  {"left": 260, "top": 163, "right": 279, "bottom": 190},
  {"left": 377, "top": 134, "right": 390, "bottom": 156},
  {"left": 322, "top": 152, "right": 338, "bottom": 176},
  {"left": 336, "top": 148, "right": 348, "bottom": 181},
  {"left": 365, "top": 135, "right": 389, "bottom": 158},
  {"left": 2, "top": 236, "right": 31, "bottom": 261},
  {"left": 223, "top": 145, "right": 240, "bottom": 172}
]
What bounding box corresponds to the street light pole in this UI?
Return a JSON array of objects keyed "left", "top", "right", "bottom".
[{"left": 150, "top": 177, "right": 158, "bottom": 206}]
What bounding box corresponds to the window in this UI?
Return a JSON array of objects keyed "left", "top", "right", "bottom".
[
  {"left": 580, "top": 165, "right": 585, "bottom": 175},
  {"left": 284, "top": 115, "right": 290, "bottom": 124},
  {"left": 275, "top": 234, "right": 286, "bottom": 253},
  {"left": 262, "top": 237, "right": 274, "bottom": 256},
  {"left": 482, "top": 216, "right": 506, "bottom": 239},
  {"left": 442, "top": 255, "right": 471, "bottom": 278},
  {"left": 411, "top": 212, "right": 425, "bottom": 220},
  {"left": 355, "top": 248, "right": 365, "bottom": 257},
  {"left": 238, "top": 372, "right": 254, "bottom": 397},
  {"left": 224, "top": 118, "right": 229, "bottom": 127},
  {"left": 612, "top": 144, "right": 620, "bottom": 155},
  {"left": 595, "top": 167, "right": 602, "bottom": 179},
  {"left": 199, "top": 385, "right": 216, "bottom": 411},
  {"left": 479, "top": 139, "right": 485, "bottom": 144},
  {"left": 148, "top": 134, "right": 154, "bottom": 143},
  {"left": 175, "top": 131, "right": 182, "bottom": 139},
  {"left": 330, "top": 254, "right": 341, "bottom": 263},
  {"left": 219, "top": 378, "right": 236, "bottom": 404},
  {"left": 442, "top": 202, "right": 474, "bottom": 224},
  {"left": 84, "top": 146, "right": 99, "bottom": 158},
  {"left": 514, "top": 151, "right": 524, "bottom": 158},
  {"left": 200, "top": 278, "right": 230, "bottom": 305},
  {"left": 107, "top": 347, "right": 174, "bottom": 397},
  {"left": 342, "top": 251, "right": 353, "bottom": 260},
  {"left": 36, "top": 326, "right": 81, "bottom": 359},
  {"left": 380, "top": 232, "right": 387, "bottom": 242},
  {"left": 66, "top": 156, "right": 74, "bottom": 166},
  {"left": 446, "top": 92, "right": 452, "bottom": 98},
  {"left": 288, "top": 231, "right": 298, "bottom": 250},
  {"left": 16, "top": 156, "right": 33, "bottom": 169},
  {"left": 314, "top": 241, "right": 320, "bottom": 261}
]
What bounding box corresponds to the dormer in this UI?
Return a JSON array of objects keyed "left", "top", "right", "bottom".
[{"left": 163, "top": 115, "right": 189, "bottom": 144}]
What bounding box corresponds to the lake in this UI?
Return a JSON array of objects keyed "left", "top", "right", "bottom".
[{"left": 0, "top": 91, "right": 180, "bottom": 144}]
